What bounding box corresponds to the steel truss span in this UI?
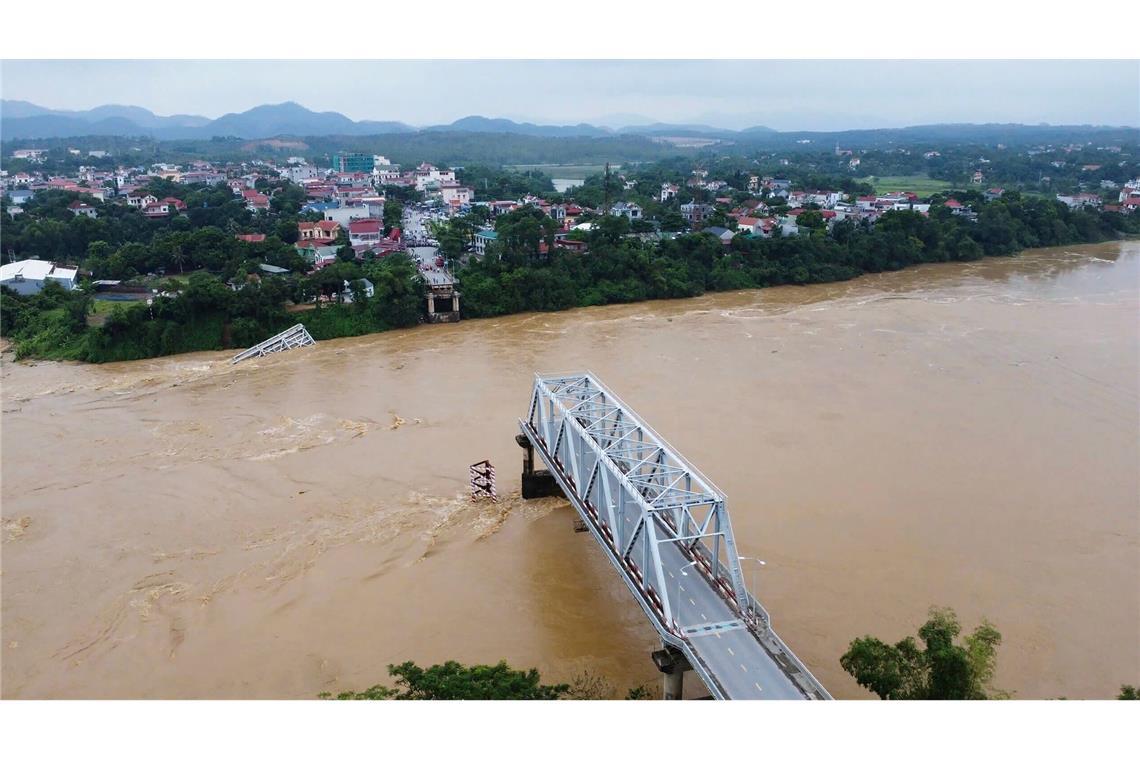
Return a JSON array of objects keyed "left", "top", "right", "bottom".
[{"left": 520, "top": 372, "right": 830, "bottom": 700}]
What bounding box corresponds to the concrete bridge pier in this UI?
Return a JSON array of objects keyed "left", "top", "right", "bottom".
[
  {"left": 515, "top": 434, "right": 564, "bottom": 500},
  {"left": 652, "top": 645, "right": 693, "bottom": 700}
]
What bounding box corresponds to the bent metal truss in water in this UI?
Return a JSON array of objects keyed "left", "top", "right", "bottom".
[
  {"left": 231, "top": 324, "right": 315, "bottom": 364},
  {"left": 520, "top": 372, "right": 830, "bottom": 700}
]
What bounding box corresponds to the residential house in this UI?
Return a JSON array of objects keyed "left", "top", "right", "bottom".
[
  {"left": 245, "top": 192, "right": 270, "bottom": 212},
  {"left": 660, "top": 183, "right": 679, "bottom": 202},
  {"left": 680, "top": 202, "right": 714, "bottom": 226},
  {"left": 236, "top": 233, "right": 267, "bottom": 243},
  {"left": 1055, "top": 193, "right": 1102, "bottom": 209},
  {"left": 342, "top": 279, "right": 375, "bottom": 303},
  {"left": 983, "top": 188, "right": 1005, "bottom": 202},
  {"left": 348, "top": 219, "right": 383, "bottom": 246},
  {"left": 68, "top": 201, "right": 98, "bottom": 219},
  {"left": 11, "top": 149, "right": 48, "bottom": 162},
  {"left": 143, "top": 201, "right": 172, "bottom": 218},
  {"left": 610, "top": 202, "right": 642, "bottom": 220},
  {"left": 474, "top": 229, "right": 498, "bottom": 255},
  {"left": 178, "top": 170, "right": 226, "bottom": 186},
  {"left": 735, "top": 216, "right": 762, "bottom": 234},
  {"left": 127, "top": 192, "right": 158, "bottom": 209},
  {"left": 489, "top": 200, "right": 519, "bottom": 216},
  {"left": 7, "top": 188, "right": 34, "bottom": 205},
  {"left": 439, "top": 183, "right": 473, "bottom": 206},
  {"left": 298, "top": 220, "right": 341, "bottom": 242},
  {"left": 321, "top": 205, "right": 368, "bottom": 226},
  {"left": 296, "top": 241, "right": 340, "bottom": 268},
  {"left": 282, "top": 165, "right": 321, "bottom": 183},
  {"left": 701, "top": 226, "right": 735, "bottom": 245}
]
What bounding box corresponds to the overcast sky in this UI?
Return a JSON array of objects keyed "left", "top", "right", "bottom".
[{"left": 3, "top": 60, "right": 1138, "bottom": 130}]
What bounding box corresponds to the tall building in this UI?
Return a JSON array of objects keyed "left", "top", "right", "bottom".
[{"left": 333, "top": 152, "right": 375, "bottom": 173}]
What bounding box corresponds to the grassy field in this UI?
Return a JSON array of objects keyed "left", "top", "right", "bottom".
[
  {"left": 506, "top": 164, "right": 611, "bottom": 179},
  {"left": 92, "top": 299, "right": 123, "bottom": 314},
  {"left": 867, "top": 175, "right": 957, "bottom": 195}
]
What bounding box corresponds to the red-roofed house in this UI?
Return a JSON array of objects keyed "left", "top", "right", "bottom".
[
  {"left": 236, "top": 233, "right": 266, "bottom": 243},
  {"left": 736, "top": 216, "right": 762, "bottom": 234},
  {"left": 143, "top": 201, "right": 171, "bottom": 218},
  {"left": 246, "top": 193, "right": 270, "bottom": 212},
  {"left": 348, "top": 219, "right": 383, "bottom": 246},
  {"left": 68, "top": 201, "right": 98, "bottom": 219},
  {"left": 298, "top": 220, "right": 341, "bottom": 242}
]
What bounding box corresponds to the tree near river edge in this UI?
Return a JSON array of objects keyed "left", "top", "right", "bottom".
[
  {"left": 318, "top": 660, "right": 653, "bottom": 700},
  {"left": 840, "top": 607, "right": 1006, "bottom": 700}
]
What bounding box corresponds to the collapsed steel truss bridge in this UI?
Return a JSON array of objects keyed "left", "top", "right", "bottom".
[{"left": 518, "top": 372, "right": 830, "bottom": 700}]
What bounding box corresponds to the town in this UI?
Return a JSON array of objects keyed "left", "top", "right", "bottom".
[{"left": 2, "top": 136, "right": 1138, "bottom": 362}]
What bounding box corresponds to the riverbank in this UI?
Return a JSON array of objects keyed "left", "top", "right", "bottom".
[{"left": 5, "top": 210, "right": 1138, "bottom": 365}]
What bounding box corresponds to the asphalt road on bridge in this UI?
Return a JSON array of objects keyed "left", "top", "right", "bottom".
[{"left": 648, "top": 525, "right": 808, "bottom": 699}]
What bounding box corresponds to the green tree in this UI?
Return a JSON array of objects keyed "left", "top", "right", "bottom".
[
  {"left": 1119, "top": 685, "right": 1138, "bottom": 700},
  {"left": 319, "top": 660, "right": 570, "bottom": 700},
  {"left": 840, "top": 607, "right": 1005, "bottom": 700}
]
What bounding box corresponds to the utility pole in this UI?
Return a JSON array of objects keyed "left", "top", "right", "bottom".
[{"left": 603, "top": 162, "right": 611, "bottom": 216}]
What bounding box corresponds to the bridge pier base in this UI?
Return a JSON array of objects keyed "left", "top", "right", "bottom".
[
  {"left": 652, "top": 646, "right": 692, "bottom": 700},
  {"left": 515, "top": 434, "right": 565, "bottom": 500}
]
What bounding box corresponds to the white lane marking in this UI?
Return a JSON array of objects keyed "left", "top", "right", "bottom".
[
  {"left": 727, "top": 647, "right": 735, "bottom": 656},
  {"left": 689, "top": 598, "right": 696, "bottom": 606},
  {"left": 715, "top": 632, "right": 721, "bottom": 639},
  {"left": 668, "top": 571, "right": 674, "bottom": 579},
  {"left": 740, "top": 663, "right": 748, "bottom": 673},
  {"left": 755, "top": 682, "right": 763, "bottom": 692},
  {"left": 700, "top": 613, "right": 707, "bottom": 621}
]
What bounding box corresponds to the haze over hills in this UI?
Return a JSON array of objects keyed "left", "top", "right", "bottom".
[{"left": 1, "top": 100, "right": 1135, "bottom": 147}]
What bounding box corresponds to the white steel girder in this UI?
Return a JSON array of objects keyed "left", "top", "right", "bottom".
[{"left": 520, "top": 373, "right": 751, "bottom": 634}]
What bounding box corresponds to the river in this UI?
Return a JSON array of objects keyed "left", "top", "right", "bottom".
[{"left": 2, "top": 241, "right": 1137, "bottom": 699}]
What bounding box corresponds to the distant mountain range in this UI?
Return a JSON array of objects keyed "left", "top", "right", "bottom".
[
  {"left": 1, "top": 100, "right": 1134, "bottom": 146},
  {"left": 0, "top": 100, "right": 778, "bottom": 141}
]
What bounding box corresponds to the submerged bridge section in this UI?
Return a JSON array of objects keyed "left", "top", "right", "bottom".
[
  {"left": 518, "top": 372, "right": 830, "bottom": 700},
  {"left": 231, "top": 324, "right": 315, "bottom": 364}
]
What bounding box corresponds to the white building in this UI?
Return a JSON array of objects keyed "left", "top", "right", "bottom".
[
  {"left": 12, "top": 149, "right": 48, "bottom": 162},
  {"left": 610, "top": 202, "right": 642, "bottom": 220},
  {"left": 413, "top": 163, "right": 456, "bottom": 191},
  {"left": 440, "top": 183, "right": 473, "bottom": 205},
  {"left": 1, "top": 259, "right": 79, "bottom": 295},
  {"left": 323, "top": 205, "right": 371, "bottom": 226},
  {"left": 282, "top": 165, "right": 320, "bottom": 183}
]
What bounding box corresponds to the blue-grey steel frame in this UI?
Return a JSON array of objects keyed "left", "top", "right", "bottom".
[{"left": 519, "top": 372, "right": 831, "bottom": 700}]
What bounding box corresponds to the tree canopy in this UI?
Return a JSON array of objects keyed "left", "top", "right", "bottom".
[{"left": 840, "top": 607, "right": 1006, "bottom": 700}]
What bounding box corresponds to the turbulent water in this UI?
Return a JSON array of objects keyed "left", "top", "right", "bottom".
[{"left": 2, "top": 241, "right": 1138, "bottom": 699}]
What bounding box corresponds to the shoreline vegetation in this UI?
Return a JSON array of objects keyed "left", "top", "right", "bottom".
[{"left": 3, "top": 185, "right": 1138, "bottom": 364}]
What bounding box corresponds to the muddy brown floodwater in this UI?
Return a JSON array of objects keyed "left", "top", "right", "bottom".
[{"left": 2, "top": 241, "right": 1138, "bottom": 700}]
